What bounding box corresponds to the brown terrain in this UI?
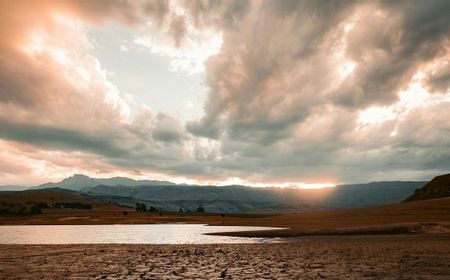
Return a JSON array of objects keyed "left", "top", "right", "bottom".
[
  {"left": 1, "top": 235, "right": 450, "bottom": 279},
  {"left": 1, "top": 187, "right": 450, "bottom": 236},
  {"left": 1, "top": 178, "right": 450, "bottom": 279},
  {"left": 0, "top": 188, "right": 95, "bottom": 204}
]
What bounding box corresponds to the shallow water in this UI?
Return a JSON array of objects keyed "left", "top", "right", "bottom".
[{"left": 0, "top": 224, "right": 283, "bottom": 244}]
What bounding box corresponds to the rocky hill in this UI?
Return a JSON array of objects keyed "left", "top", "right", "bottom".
[{"left": 404, "top": 174, "right": 450, "bottom": 202}]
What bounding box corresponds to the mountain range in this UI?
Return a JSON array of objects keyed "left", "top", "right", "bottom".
[
  {"left": 35, "top": 174, "right": 175, "bottom": 191},
  {"left": 0, "top": 174, "right": 429, "bottom": 213}
]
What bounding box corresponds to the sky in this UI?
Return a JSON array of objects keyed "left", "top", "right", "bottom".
[{"left": 0, "top": 0, "right": 449, "bottom": 187}]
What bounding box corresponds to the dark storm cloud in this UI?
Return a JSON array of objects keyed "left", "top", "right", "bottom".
[
  {"left": 186, "top": 0, "right": 450, "bottom": 142},
  {"left": 168, "top": 15, "right": 187, "bottom": 47},
  {"left": 151, "top": 113, "right": 187, "bottom": 143},
  {"left": 0, "top": 116, "right": 199, "bottom": 176},
  {"left": 185, "top": 0, "right": 357, "bottom": 142},
  {"left": 0, "top": 119, "right": 128, "bottom": 158},
  {"left": 424, "top": 61, "right": 450, "bottom": 93},
  {"left": 181, "top": 0, "right": 450, "bottom": 182},
  {"left": 181, "top": 0, "right": 250, "bottom": 30},
  {"left": 63, "top": 0, "right": 171, "bottom": 25},
  {"left": 335, "top": 0, "right": 450, "bottom": 107},
  {"left": 0, "top": 0, "right": 449, "bottom": 184}
]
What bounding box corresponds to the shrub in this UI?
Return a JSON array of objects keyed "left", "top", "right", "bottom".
[
  {"left": 35, "top": 202, "right": 50, "bottom": 209},
  {"left": 53, "top": 202, "right": 92, "bottom": 209},
  {"left": 29, "top": 206, "right": 42, "bottom": 215},
  {"left": 135, "top": 203, "right": 147, "bottom": 212}
]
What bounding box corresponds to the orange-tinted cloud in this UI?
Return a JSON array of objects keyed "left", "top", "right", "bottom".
[{"left": 0, "top": 0, "right": 449, "bottom": 186}]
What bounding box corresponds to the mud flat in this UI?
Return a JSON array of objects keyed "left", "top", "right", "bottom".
[{"left": 1, "top": 234, "right": 449, "bottom": 279}]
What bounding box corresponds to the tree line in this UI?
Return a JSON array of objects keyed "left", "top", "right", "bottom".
[
  {"left": 135, "top": 203, "right": 206, "bottom": 213},
  {"left": 0, "top": 200, "right": 93, "bottom": 216},
  {"left": 135, "top": 203, "right": 159, "bottom": 213}
]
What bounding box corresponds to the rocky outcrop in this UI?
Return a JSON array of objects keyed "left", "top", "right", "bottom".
[{"left": 404, "top": 174, "right": 450, "bottom": 202}]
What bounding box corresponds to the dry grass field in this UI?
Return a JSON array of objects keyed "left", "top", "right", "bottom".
[{"left": 1, "top": 191, "right": 449, "bottom": 237}]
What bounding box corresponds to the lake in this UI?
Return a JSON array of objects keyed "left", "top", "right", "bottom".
[{"left": 0, "top": 224, "right": 283, "bottom": 244}]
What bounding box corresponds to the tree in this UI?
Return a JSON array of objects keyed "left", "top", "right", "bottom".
[
  {"left": 53, "top": 202, "right": 91, "bottom": 209},
  {"left": 34, "top": 202, "right": 49, "bottom": 209},
  {"left": 135, "top": 203, "right": 147, "bottom": 212},
  {"left": 196, "top": 206, "right": 205, "bottom": 213},
  {"left": 29, "top": 206, "right": 42, "bottom": 215}
]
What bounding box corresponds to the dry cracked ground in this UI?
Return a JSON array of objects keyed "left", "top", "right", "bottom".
[{"left": 1, "top": 235, "right": 449, "bottom": 279}]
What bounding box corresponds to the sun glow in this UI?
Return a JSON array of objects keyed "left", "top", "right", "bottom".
[
  {"left": 93, "top": 173, "right": 337, "bottom": 190},
  {"left": 338, "top": 61, "right": 356, "bottom": 78},
  {"left": 357, "top": 71, "right": 438, "bottom": 126},
  {"left": 358, "top": 106, "right": 396, "bottom": 125},
  {"left": 217, "top": 177, "right": 336, "bottom": 189},
  {"left": 134, "top": 28, "right": 222, "bottom": 74}
]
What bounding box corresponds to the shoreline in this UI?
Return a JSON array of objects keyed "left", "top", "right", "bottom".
[
  {"left": 207, "top": 223, "right": 450, "bottom": 238},
  {"left": 1, "top": 197, "right": 449, "bottom": 238},
  {"left": 1, "top": 220, "right": 449, "bottom": 239}
]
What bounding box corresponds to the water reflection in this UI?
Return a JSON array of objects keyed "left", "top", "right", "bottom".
[{"left": 0, "top": 224, "right": 283, "bottom": 244}]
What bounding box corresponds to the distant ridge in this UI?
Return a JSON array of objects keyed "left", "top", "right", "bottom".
[
  {"left": 0, "top": 187, "right": 95, "bottom": 204},
  {"left": 0, "top": 185, "right": 29, "bottom": 191},
  {"left": 0, "top": 174, "right": 430, "bottom": 213},
  {"left": 34, "top": 174, "right": 175, "bottom": 191},
  {"left": 404, "top": 173, "right": 450, "bottom": 202},
  {"left": 32, "top": 174, "right": 426, "bottom": 212}
]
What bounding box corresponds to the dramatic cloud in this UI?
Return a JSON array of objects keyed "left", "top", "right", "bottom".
[
  {"left": 0, "top": 0, "right": 449, "bottom": 186},
  {"left": 184, "top": 0, "right": 450, "bottom": 183}
]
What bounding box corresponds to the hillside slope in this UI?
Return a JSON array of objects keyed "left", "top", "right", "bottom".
[
  {"left": 0, "top": 188, "right": 95, "bottom": 204},
  {"left": 404, "top": 174, "right": 450, "bottom": 202},
  {"left": 212, "top": 197, "right": 450, "bottom": 237}
]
